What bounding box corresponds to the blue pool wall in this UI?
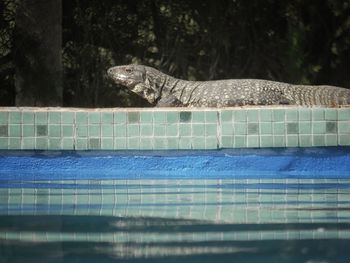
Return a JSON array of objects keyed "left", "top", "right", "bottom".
[
  {"left": 0, "top": 106, "right": 350, "bottom": 150},
  {"left": 1, "top": 148, "right": 350, "bottom": 180}
]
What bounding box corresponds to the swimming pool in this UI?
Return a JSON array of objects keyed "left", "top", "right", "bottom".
[{"left": 1, "top": 148, "right": 350, "bottom": 262}]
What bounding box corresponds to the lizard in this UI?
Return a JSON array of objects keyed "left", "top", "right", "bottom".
[{"left": 107, "top": 64, "right": 350, "bottom": 107}]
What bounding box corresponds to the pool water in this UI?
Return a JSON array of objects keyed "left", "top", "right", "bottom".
[{"left": 1, "top": 148, "right": 350, "bottom": 262}]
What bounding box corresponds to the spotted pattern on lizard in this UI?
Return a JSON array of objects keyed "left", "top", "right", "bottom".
[{"left": 107, "top": 64, "right": 350, "bottom": 107}]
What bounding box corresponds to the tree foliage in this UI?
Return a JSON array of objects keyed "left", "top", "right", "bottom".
[
  {"left": 1, "top": 0, "right": 350, "bottom": 106},
  {"left": 14, "top": 0, "right": 62, "bottom": 106},
  {"left": 0, "top": 0, "right": 16, "bottom": 105}
]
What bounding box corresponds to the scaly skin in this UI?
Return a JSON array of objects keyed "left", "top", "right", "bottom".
[{"left": 107, "top": 64, "right": 350, "bottom": 107}]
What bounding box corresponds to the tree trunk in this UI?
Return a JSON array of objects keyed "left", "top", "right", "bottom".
[{"left": 14, "top": 0, "right": 62, "bottom": 106}]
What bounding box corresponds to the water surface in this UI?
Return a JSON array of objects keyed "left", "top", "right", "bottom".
[{"left": 1, "top": 178, "right": 349, "bottom": 262}]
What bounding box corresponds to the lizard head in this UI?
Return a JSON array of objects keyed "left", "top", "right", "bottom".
[{"left": 107, "top": 64, "right": 160, "bottom": 104}]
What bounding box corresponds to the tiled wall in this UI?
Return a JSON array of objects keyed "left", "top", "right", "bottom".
[{"left": 0, "top": 107, "right": 349, "bottom": 150}]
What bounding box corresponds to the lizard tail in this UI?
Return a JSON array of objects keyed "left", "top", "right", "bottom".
[{"left": 289, "top": 85, "right": 350, "bottom": 106}]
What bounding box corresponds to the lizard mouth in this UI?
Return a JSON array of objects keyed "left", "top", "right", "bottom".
[{"left": 107, "top": 68, "right": 129, "bottom": 85}]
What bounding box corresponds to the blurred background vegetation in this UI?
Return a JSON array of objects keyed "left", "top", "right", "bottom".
[{"left": 1, "top": 0, "right": 350, "bottom": 107}]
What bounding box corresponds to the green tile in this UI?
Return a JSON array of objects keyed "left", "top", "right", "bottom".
[
  {"left": 325, "top": 109, "right": 337, "bottom": 121},
  {"left": 221, "top": 136, "right": 233, "bottom": 148},
  {"left": 22, "top": 112, "right": 34, "bottom": 124},
  {"left": 49, "top": 138, "right": 62, "bottom": 150},
  {"left": 153, "top": 112, "right": 166, "bottom": 123},
  {"left": 153, "top": 138, "right": 166, "bottom": 149},
  {"left": 101, "top": 125, "right": 113, "bottom": 137},
  {"left": 205, "top": 111, "right": 217, "bottom": 123},
  {"left": 338, "top": 109, "right": 350, "bottom": 121},
  {"left": 233, "top": 110, "right": 246, "bottom": 122},
  {"left": 0, "top": 125, "right": 8, "bottom": 137},
  {"left": 247, "top": 110, "right": 258, "bottom": 122},
  {"left": 76, "top": 125, "right": 88, "bottom": 137},
  {"left": 260, "top": 109, "right": 272, "bottom": 121},
  {"left": 206, "top": 137, "right": 218, "bottom": 149},
  {"left": 128, "top": 112, "right": 140, "bottom": 123},
  {"left": 153, "top": 124, "right": 166, "bottom": 136},
  {"left": 114, "top": 138, "right": 127, "bottom": 149},
  {"left": 192, "top": 137, "right": 206, "bottom": 149},
  {"left": 9, "top": 125, "right": 21, "bottom": 137},
  {"left": 35, "top": 112, "right": 48, "bottom": 124},
  {"left": 286, "top": 123, "right": 299, "bottom": 134},
  {"left": 299, "top": 109, "right": 311, "bottom": 121},
  {"left": 179, "top": 124, "right": 191, "bottom": 136},
  {"left": 0, "top": 112, "right": 8, "bottom": 124},
  {"left": 36, "top": 125, "right": 48, "bottom": 136},
  {"left": 326, "top": 122, "right": 337, "bottom": 133},
  {"left": 180, "top": 111, "right": 191, "bottom": 122},
  {"left": 140, "top": 138, "right": 153, "bottom": 149},
  {"left": 101, "top": 138, "right": 114, "bottom": 149},
  {"left": 222, "top": 123, "right": 233, "bottom": 136},
  {"left": 192, "top": 124, "right": 205, "bottom": 136},
  {"left": 127, "top": 124, "right": 139, "bottom": 137},
  {"left": 273, "top": 109, "right": 285, "bottom": 122},
  {"left": 140, "top": 112, "right": 153, "bottom": 122},
  {"left": 167, "top": 138, "right": 179, "bottom": 149},
  {"left": 75, "top": 138, "right": 88, "bottom": 150},
  {"left": 166, "top": 124, "right": 178, "bottom": 136},
  {"left": 192, "top": 111, "right": 205, "bottom": 122},
  {"left": 299, "top": 122, "right": 311, "bottom": 134},
  {"left": 89, "top": 125, "right": 100, "bottom": 137},
  {"left": 89, "top": 138, "right": 100, "bottom": 149},
  {"left": 61, "top": 112, "right": 74, "bottom": 124},
  {"left": 62, "top": 125, "right": 74, "bottom": 137},
  {"left": 247, "top": 135, "right": 259, "bottom": 148},
  {"left": 247, "top": 123, "right": 259, "bottom": 135},
  {"left": 89, "top": 112, "right": 100, "bottom": 124},
  {"left": 114, "top": 112, "right": 127, "bottom": 123},
  {"left": 260, "top": 136, "right": 273, "bottom": 147},
  {"left": 286, "top": 109, "right": 298, "bottom": 121},
  {"left": 312, "top": 109, "right": 324, "bottom": 120},
  {"left": 338, "top": 122, "right": 350, "bottom": 133},
  {"left": 101, "top": 112, "right": 113, "bottom": 124},
  {"left": 273, "top": 122, "right": 285, "bottom": 135},
  {"left": 221, "top": 110, "right": 232, "bottom": 122},
  {"left": 48, "top": 112, "right": 61, "bottom": 124},
  {"left": 23, "top": 125, "right": 35, "bottom": 137},
  {"left": 325, "top": 134, "right": 338, "bottom": 146},
  {"left": 234, "top": 123, "right": 247, "bottom": 135},
  {"left": 286, "top": 135, "right": 299, "bottom": 147},
  {"left": 299, "top": 135, "right": 312, "bottom": 147},
  {"left": 62, "top": 138, "right": 74, "bottom": 149},
  {"left": 179, "top": 137, "right": 192, "bottom": 149},
  {"left": 140, "top": 124, "right": 153, "bottom": 136},
  {"left": 205, "top": 124, "right": 217, "bottom": 136},
  {"left": 312, "top": 122, "right": 326, "bottom": 134},
  {"left": 9, "top": 112, "right": 21, "bottom": 124},
  {"left": 22, "top": 138, "right": 34, "bottom": 149},
  {"left": 36, "top": 138, "right": 48, "bottom": 149},
  {"left": 0, "top": 138, "right": 8, "bottom": 148},
  {"left": 273, "top": 135, "right": 285, "bottom": 147},
  {"left": 9, "top": 138, "right": 21, "bottom": 149},
  {"left": 339, "top": 134, "right": 350, "bottom": 145},
  {"left": 313, "top": 135, "right": 325, "bottom": 146},
  {"left": 166, "top": 112, "right": 179, "bottom": 123},
  {"left": 75, "top": 112, "right": 87, "bottom": 124},
  {"left": 114, "top": 124, "right": 126, "bottom": 137},
  {"left": 260, "top": 122, "right": 272, "bottom": 134}
]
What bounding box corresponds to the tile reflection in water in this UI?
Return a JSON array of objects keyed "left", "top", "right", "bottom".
[{"left": 0, "top": 179, "right": 350, "bottom": 262}]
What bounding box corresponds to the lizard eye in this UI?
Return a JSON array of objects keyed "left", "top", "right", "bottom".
[{"left": 125, "top": 68, "right": 132, "bottom": 73}]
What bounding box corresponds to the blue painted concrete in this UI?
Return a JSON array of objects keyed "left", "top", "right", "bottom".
[{"left": 0, "top": 147, "right": 350, "bottom": 180}]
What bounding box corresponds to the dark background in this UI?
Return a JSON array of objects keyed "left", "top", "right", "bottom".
[{"left": 1, "top": 0, "right": 350, "bottom": 107}]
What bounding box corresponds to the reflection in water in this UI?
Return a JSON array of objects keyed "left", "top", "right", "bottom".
[{"left": 0, "top": 179, "right": 350, "bottom": 262}]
